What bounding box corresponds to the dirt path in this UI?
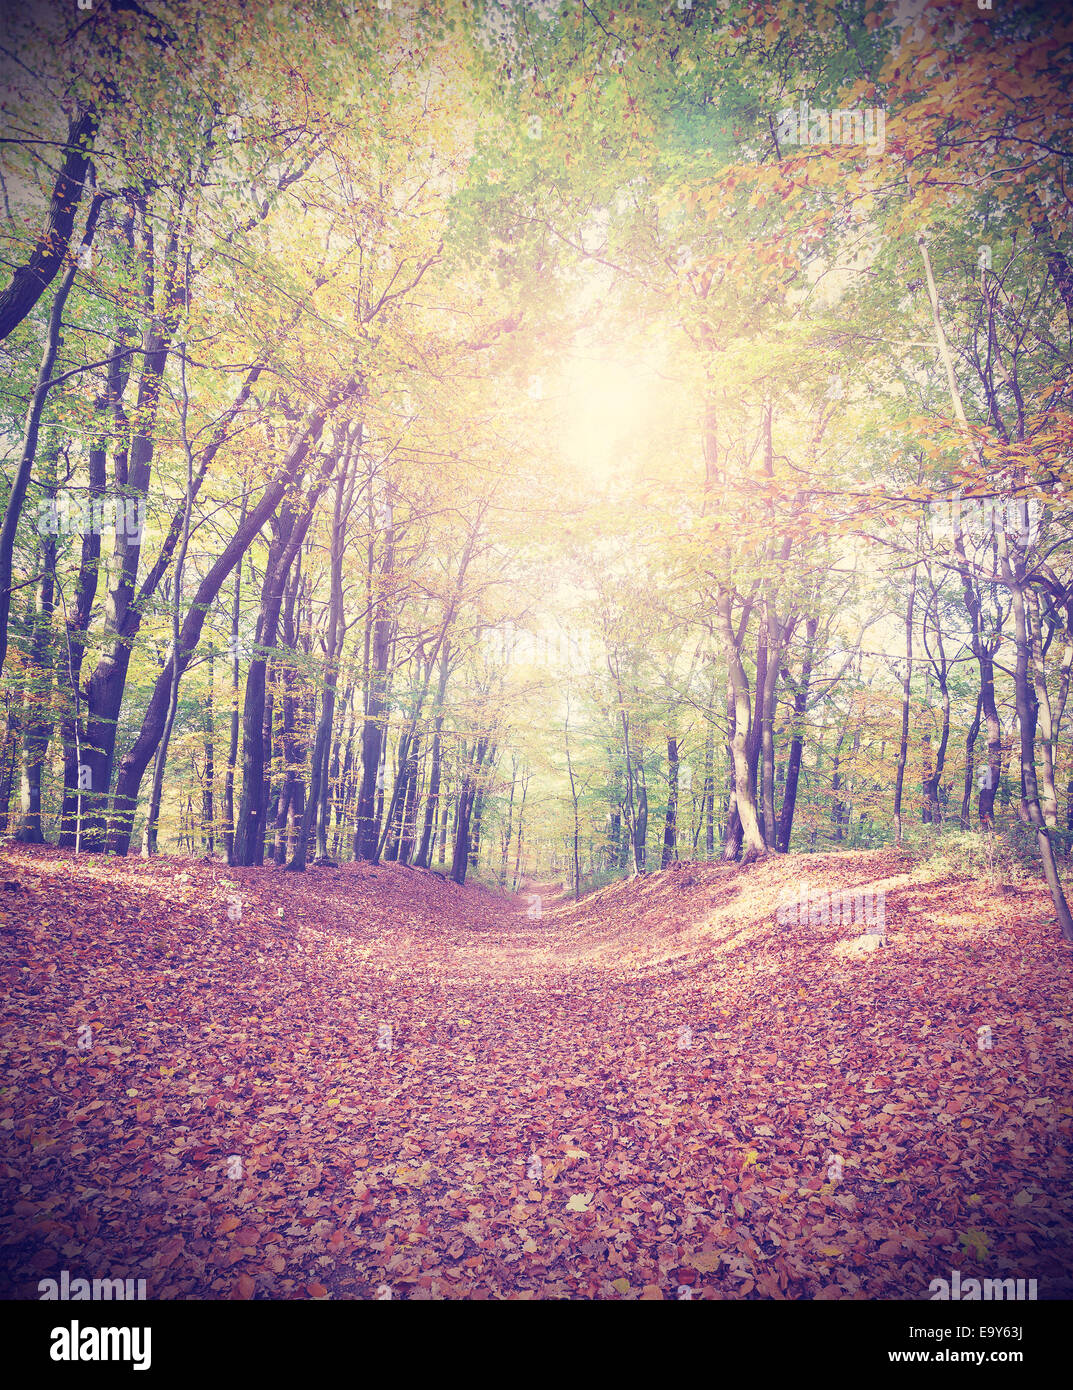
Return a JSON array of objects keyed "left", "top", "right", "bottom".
[{"left": 1, "top": 845, "right": 1071, "bottom": 1300}]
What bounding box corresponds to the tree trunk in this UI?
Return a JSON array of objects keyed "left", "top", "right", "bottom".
[
  {"left": 661, "top": 735, "right": 678, "bottom": 869},
  {"left": 513, "top": 771, "right": 528, "bottom": 889},
  {"left": 1028, "top": 589, "right": 1059, "bottom": 828},
  {"left": 353, "top": 485, "right": 396, "bottom": 860},
  {"left": 776, "top": 616, "right": 817, "bottom": 852},
  {"left": 414, "top": 643, "right": 450, "bottom": 868},
  {"left": 201, "top": 648, "right": 215, "bottom": 854},
  {"left": 715, "top": 590, "right": 766, "bottom": 861},
  {"left": 893, "top": 563, "right": 918, "bottom": 844},
  {"left": 15, "top": 520, "right": 57, "bottom": 843},
  {"left": 703, "top": 714, "right": 716, "bottom": 858},
  {"left": 234, "top": 505, "right": 299, "bottom": 865},
  {"left": 450, "top": 737, "right": 488, "bottom": 885},
  {"left": 960, "top": 693, "right": 983, "bottom": 830},
  {"left": 222, "top": 490, "right": 247, "bottom": 863},
  {"left": 634, "top": 759, "right": 648, "bottom": 871}
]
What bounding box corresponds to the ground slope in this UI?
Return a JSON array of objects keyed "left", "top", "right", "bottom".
[{"left": 0, "top": 844, "right": 1070, "bottom": 1300}]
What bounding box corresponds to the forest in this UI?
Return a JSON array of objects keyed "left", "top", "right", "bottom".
[
  {"left": 0, "top": 0, "right": 1071, "bottom": 1323},
  {"left": 1, "top": 0, "right": 1072, "bottom": 925}
]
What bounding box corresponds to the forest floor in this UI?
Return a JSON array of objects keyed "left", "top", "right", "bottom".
[{"left": 1, "top": 842, "right": 1071, "bottom": 1300}]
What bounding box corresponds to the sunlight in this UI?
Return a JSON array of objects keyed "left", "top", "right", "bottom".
[{"left": 555, "top": 345, "right": 671, "bottom": 489}]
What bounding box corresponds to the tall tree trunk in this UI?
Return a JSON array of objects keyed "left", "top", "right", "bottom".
[
  {"left": 57, "top": 422, "right": 109, "bottom": 848},
  {"left": 748, "top": 621, "right": 768, "bottom": 844},
  {"left": 290, "top": 427, "right": 358, "bottom": 870},
  {"left": 893, "top": 563, "right": 918, "bottom": 844},
  {"left": 661, "top": 735, "right": 678, "bottom": 869},
  {"left": 450, "top": 736, "right": 488, "bottom": 885},
  {"left": 776, "top": 616, "right": 817, "bottom": 853},
  {"left": 608, "top": 658, "right": 643, "bottom": 877},
  {"left": 1028, "top": 589, "right": 1059, "bottom": 828},
  {"left": 960, "top": 693, "right": 983, "bottom": 830},
  {"left": 830, "top": 722, "right": 847, "bottom": 842},
  {"left": 924, "top": 669, "right": 950, "bottom": 827},
  {"left": 468, "top": 776, "right": 485, "bottom": 872},
  {"left": 0, "top": 699, "right": 23, "bottom": 834},
  {"left": 634, "top": 758, "right": 648, "bottom": 871},
  {"left": 234, "top": 506, "right": 298, "bottom": 865},
  {"left": 222, "top": 490, "right": 247, "bottom": 863},
  {"left": 703, "top": 713, "right": 716, "bottom": 858},
  {"left": 201, "top": 648, "right": 215, "bottom": 854},
  {"left": 438, "top": 761, "right": 451, "bottom": 866},
  {"left": 715, "top": 590, "right": 766, "bottom": 861},
  {"left": 565, "top": 711, "right": 581, "bottom": 898},
  {"left": 353, "top": 484, "right": 396, "bottom": 860},
  {"left": 398, "top": 732, "right": 423, "bottom": 865},
  {"left": 414, "top": 643, "right": 450, "bottom": 868},
  {"left": 142, "top": 341, "right": 200, "bottom": 857},
  {"left": 499, "top": 756, "right": 516, "bottom": 887},
  {"left": 16, "top": 521, "right": 57, "bottom": 843},
  {"left": 513, "top": 770, "right": 528, "bottom": 889}
]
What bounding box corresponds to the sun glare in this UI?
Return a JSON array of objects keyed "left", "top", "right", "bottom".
[{"left": 556, "top": 347, "right": 670, "bottom": 489}]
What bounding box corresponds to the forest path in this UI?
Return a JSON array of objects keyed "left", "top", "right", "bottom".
[{"left": 1, "top": 845, "right": 1071, "bottom": 1300}]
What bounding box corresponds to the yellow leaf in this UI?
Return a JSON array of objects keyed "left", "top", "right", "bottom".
[
  {"left": 612, "top": 1278, "right": 630, "bottom": 1294},
  {"left": 395, "top": 1163, "right": 430, "bottom": 1186},
  {"left": 565, "top": 1193, "right": 593, "bottom": 1212},
  {"left": 817, "top": 1245, "right": 843, "bottom": 1257},
  {"left": 1012, "top": 1191, "right": 1032, "bottom": 1208},
  {"left": 959, "top": 1229, "right": 989, "bottom": 1260}
]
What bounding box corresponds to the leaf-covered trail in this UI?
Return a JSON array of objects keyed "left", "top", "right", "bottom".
[{"left": 1, "top": 845, "right": 1071, "bottom": 1300}]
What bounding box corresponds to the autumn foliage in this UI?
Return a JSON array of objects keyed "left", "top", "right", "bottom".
[{"left": 1, "top": 844, "right": 1069, "bottom": 1300}]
